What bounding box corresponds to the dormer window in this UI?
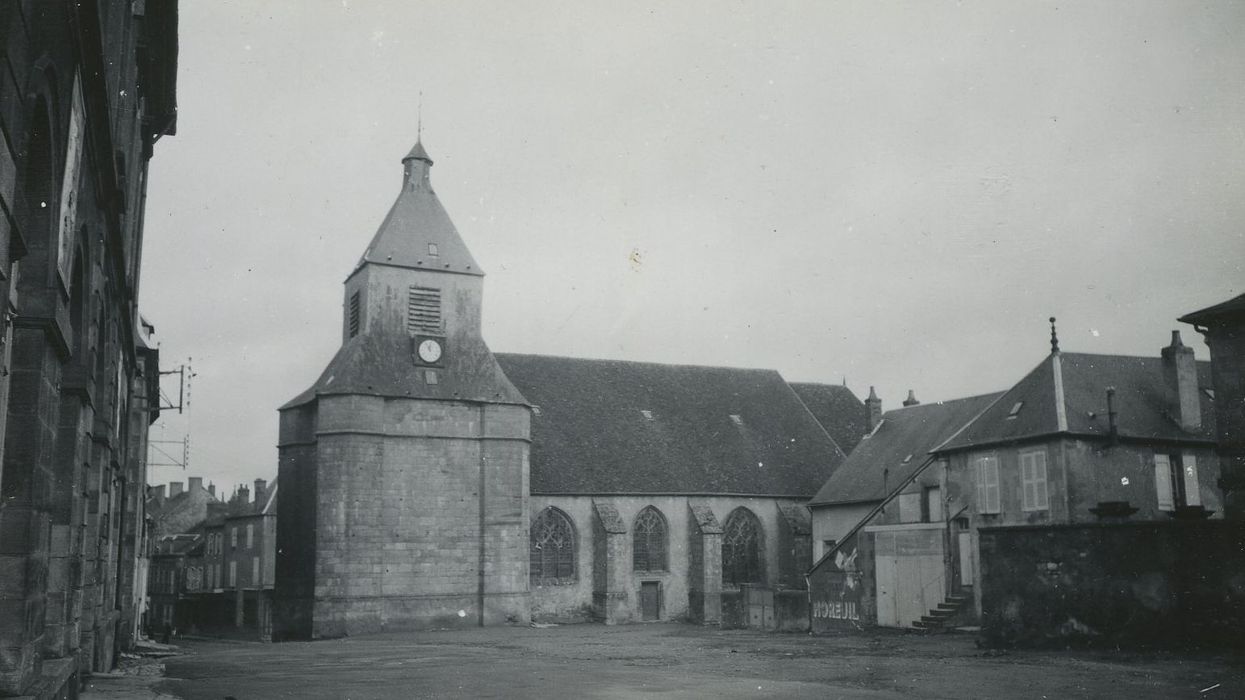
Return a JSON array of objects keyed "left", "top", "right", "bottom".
[
  {"left": 428, "top": 243, "right": 439, "bottom": 257},
  {"left": 729, "top": 414, "right": 743, "bottom": 426},
  {"left": 1006, "top": 401, "right": 1023, "bottom": 419},
  {"left": 640, "top": 410, "right": 654, "bottom": 421}
]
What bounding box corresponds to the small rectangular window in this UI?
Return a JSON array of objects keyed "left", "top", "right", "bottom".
[
  {"left": 425, "top": 369, "right": 438, "bottom": 384},
  {"left": 427, "top": 243, "right": 439, "bottom": 257},
  {"left": 640, "top": 410, "right": 654, "bottom": 421},
  {"left": 729, "top": 414, "right": 743, "bottom": 426},
  {"left": 246, "top": 523, "right": 254, "bottom": 549},
  {"left": 1007, "top": 402, "right": 1024, "bottom": 419},
  {"left": 348, "top": 290, "right": 361, "bottom": 338},
  {"left": 1020, "top": 449, "right": 1049, "bottom": 511},
  {"left": 974, "top": 454, "right": 1001, "bottom": 514},
  {"left": 231, "top": 527, "right": 238, "bottom": 548},
  {"left": 228, "top": 561, "right": 237, "bottom": 587},
  {"left": 252, "top": 556, "right": 260, "bottom": 585},
  {"left": 408, "top": 286, "right": 442, "bottom": 334}
]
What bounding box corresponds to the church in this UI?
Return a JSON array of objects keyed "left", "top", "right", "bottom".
[{"left": 273, "top": 140, "right": 865, "bottom": 639}]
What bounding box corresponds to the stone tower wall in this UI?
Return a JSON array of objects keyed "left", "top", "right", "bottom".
[{"left": 307, "top": 394, "right": 529, "bottom": 637}]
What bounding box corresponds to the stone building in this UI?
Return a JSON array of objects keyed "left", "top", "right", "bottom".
[
  {"left": 275, "top": 141, "right": 862, "bottom": 638},
  {"left": 0, "top": 1, "right": 177, "bottom": 696}
]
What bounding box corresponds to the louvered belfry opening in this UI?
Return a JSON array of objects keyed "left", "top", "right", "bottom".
[
  {"left": 348, "top": 291, "right": 361, "bottom": 337},
  {"left": 407, "top": 286, "right": 442, "bottom": 335}
]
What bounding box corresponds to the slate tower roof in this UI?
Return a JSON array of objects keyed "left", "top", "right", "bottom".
[{"left": 351, "top": 139, "right": 483, "bottom": 278}]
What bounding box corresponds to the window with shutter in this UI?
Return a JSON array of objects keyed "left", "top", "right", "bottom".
[
  {"left": 974, "top": 455, "right": 1001, "bottom": 514},
  {"left": 1154, "top": 453, "right": 1174, "bottom": 510},
  {"left": 1020, "top": 449, "right": 1049, "bottom": 511},
  {"left": 1182, "top": 454, "right": 1201, "bottom": 507}
]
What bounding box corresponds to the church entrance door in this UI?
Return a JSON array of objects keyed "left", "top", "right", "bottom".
[{"left": 640, "top": 581, "right": 660, "bottom": 620}]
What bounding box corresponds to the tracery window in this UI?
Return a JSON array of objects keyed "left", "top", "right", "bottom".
[
  {"left": 530, "top": 507, "right": 576, "bottom": 584},
  {"left": 722, "top": 507, "right": 764, "bottom": 587},
  {"left": 632, "top": 506, "right": 668, "bottom": 572}
]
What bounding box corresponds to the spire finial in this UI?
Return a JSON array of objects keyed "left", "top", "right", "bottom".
[
  {"left": 417, "top": 91, "right": 423, "bottom": 142},
  {"left": 1049, "top": 316, "right": 1059, "bottom": 354}
]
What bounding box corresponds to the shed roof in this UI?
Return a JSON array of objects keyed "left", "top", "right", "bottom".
[
  {"left": 494, "top": 354, "right": 848, "bottom": 496},
  {"left": 809, "top": 392, "right": 1003, "bottom": 507}
]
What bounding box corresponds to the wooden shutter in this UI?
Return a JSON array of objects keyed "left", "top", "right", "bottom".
[
  {"left": 1154, "top": 454, "right": 1174, "bottom": 511},
  {"left": 1182, "top": 453, "right": 1201, "bottom": 507}
]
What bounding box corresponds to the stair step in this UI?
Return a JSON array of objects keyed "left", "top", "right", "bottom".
[{"left": 920, "top": 615, "right": 949, "bottom": 625}]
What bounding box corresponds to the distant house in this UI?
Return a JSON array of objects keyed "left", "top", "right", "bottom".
[
  {"left": 146, "top": 477, "right": 278, "bottom": 638},
  {"left": 807, "top": 390, "right": 1002, "bottom": 562},
  {"left": 810, "top": 328, "right": 1222, "bottom": 633}
]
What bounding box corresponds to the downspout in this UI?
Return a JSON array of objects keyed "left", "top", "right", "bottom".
[{"left": 477, "top": 405, "right": 488, "bottom": 627}]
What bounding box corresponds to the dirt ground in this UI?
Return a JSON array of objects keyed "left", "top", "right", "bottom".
[{"left": 88, "top": 624, "right": 1243, "bottom": 699}]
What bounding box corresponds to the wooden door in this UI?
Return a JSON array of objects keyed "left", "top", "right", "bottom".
[{"left": 640, "top": 581, "right": 660, "bottom": 620}]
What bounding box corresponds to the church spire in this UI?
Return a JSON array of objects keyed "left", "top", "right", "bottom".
[{"left": 353, "top": 139, "right": 482, "bottom": 278}]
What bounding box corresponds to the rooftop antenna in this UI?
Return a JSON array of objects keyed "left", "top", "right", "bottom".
[{"left": 1049, "top": 317, "right": 1060, "bottom": 354}]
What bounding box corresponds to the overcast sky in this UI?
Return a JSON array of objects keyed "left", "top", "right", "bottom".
[{"left": 140, "top": 0, "right": 1245, "bottom": 496}]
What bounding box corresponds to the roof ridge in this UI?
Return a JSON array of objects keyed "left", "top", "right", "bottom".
[{"left": 493, "top": 351, "right": 782, "bottom": 375}]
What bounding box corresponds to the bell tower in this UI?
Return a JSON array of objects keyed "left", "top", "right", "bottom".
[{"left": 275, "top": 139, "right": 532, "bottom": 639}]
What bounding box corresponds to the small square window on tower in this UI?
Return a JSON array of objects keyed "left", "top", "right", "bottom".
[{"left": 428, "top": 243, "right": 439, "bottom": 257}]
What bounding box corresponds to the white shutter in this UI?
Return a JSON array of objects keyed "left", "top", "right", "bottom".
[
  {"left": 986, "top": 457, "right": 1001, "bottom": 513},
  {"left": 1154, "top": 454, "right": 1174, "bottom": 511},
  {"left": 974, "top": 458, "right": 986, "bottom": 513},
  {"left": 1034, "top": 452, "right": 1049, "bottom": 510},
  {"left": 1182, "top": 453, "right": 1201, "bottom": 507}
]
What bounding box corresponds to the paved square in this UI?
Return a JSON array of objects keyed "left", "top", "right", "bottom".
[{"left": 130, "top": 624, "right": 1245, "bottom": 699}]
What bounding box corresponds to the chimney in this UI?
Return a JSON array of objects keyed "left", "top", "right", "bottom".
[
  {"left": 238, "top": 485, "right": 250, "bottom": 505},
  {"left": 169, "top": 481, "right": 184, "bottom": 497},
  {"left": 1161, "top": 330, "right": 1201, "bottom": 431},
  {"left": 150, "top": 484, "right": 166, "bottom": 504},
  {"left": 188, "top": 477, "right": 203, "bottom": 493},
  {"left": 208, "top": 482, "right": 216, "bottom": 498},
  {"left": 254, "top": 479, "right": 267, "bottom": 505},
  {"left": 865, "top": 386, "right": 883, "bottom": 432},
  {"left": 903, "top": 390, "right": 921, "bottom": 407}
]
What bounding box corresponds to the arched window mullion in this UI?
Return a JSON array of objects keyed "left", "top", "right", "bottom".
[{"left": 632, "top": 506, "right": 667, "bottom": 573}]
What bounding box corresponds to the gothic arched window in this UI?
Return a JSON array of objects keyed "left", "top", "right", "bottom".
[
  {"left": 632, "top": 506, "right": 668, "bottom": 572},
  {"left": 722, "top": 507, "right": 764, "bottom": 587},
  {"left": 530, "top": 507, "right": 576, "bottom": 584}
]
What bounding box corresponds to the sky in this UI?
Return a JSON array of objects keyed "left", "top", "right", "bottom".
[{"left": 139, "top": 0, "right": 1245, "bottom": 496}]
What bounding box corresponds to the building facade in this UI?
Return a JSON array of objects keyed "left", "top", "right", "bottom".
[
  {"left": 0, "top": 2, "right": 177, "bottom": 696},
  {"left": 810, "top": 329, "right": 1225, "bottom": 635}
]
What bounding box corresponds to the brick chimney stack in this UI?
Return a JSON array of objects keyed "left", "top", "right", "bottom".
[
  {"left": 865, "top": 386, "right": 883, "bottom": 433},
  {"left": 189, "top": 477, "right": 203, "bottom": 493},
  {"left": 150, "top": 484, "right": 166, "bottom": 504},
  {"left": 208, "top": 483, "right": 216, "bottom": 498},
  {"left": 903, "top": 390, "right": 920, "bottom": 407},
  {"left": 169, "top": 481, "right": 184, "bottom": 497},
  {"left": 238, "top": 485, "right": 250, "bottom": 504},
  {"left": 1161, "top": 330, "right": 1201, "bottom": 431},
  {"left": 254, "top": 479, "right": 267, "bottom": 505}
]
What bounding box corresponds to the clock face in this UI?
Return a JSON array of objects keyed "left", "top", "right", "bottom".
[{"left": 417, "top": 338, "right": 443, "bottom": 364}]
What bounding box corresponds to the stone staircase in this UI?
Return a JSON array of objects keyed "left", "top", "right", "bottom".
[{"left": 912, "top": 592, "right": 970, "bottom": 631}]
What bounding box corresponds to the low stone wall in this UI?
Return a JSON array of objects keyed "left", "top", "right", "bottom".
[{"left": 979, "top": 520, "right": 1245, "bottom": 648}]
